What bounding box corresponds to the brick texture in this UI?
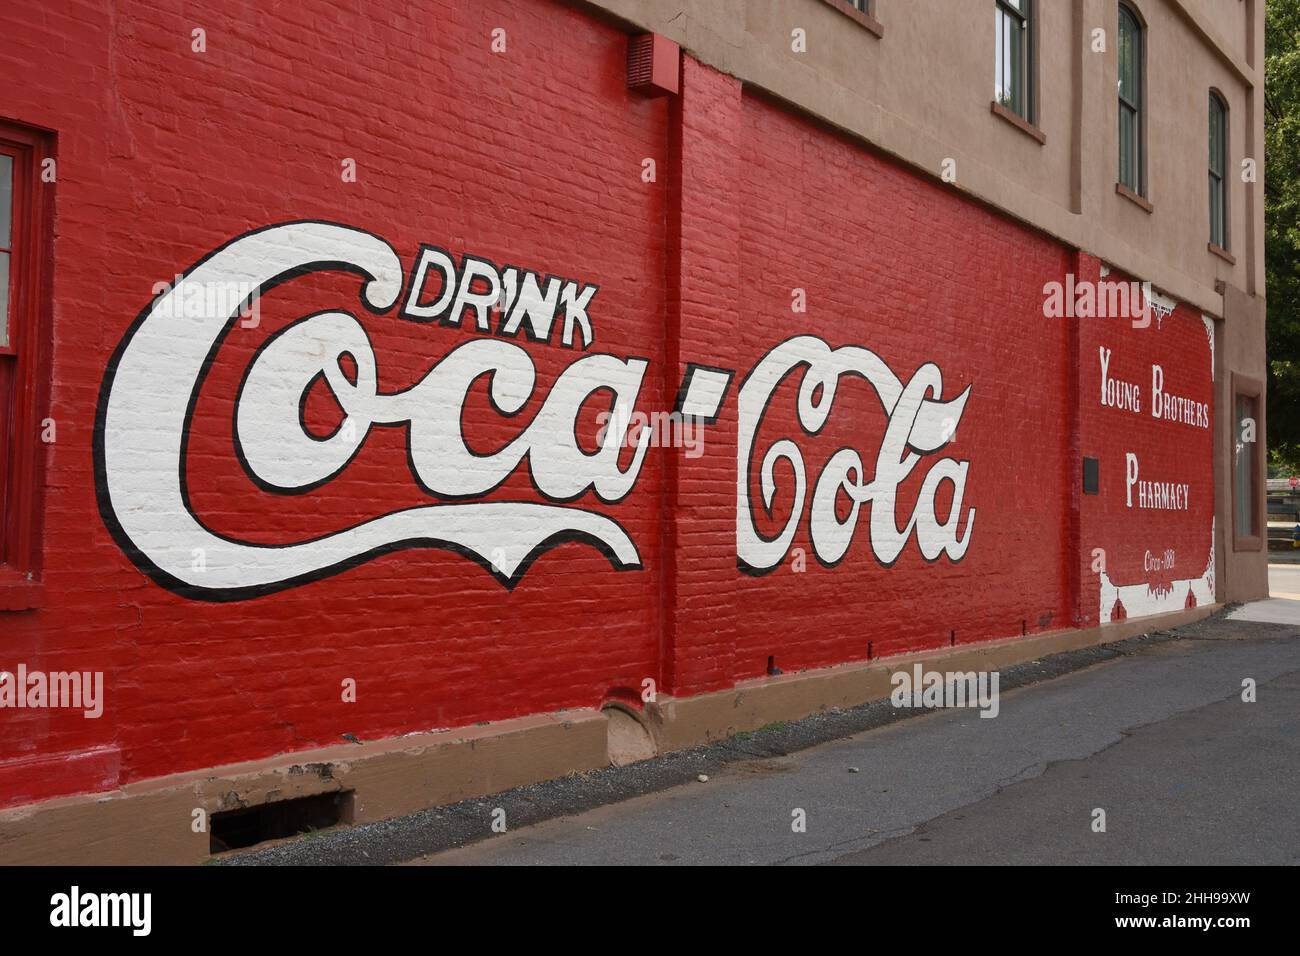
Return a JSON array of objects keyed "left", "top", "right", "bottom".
[{"left": 0, "top": 0, "right": 1213, "bottom": 809}]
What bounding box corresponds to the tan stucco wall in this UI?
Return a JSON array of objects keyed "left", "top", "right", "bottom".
[
  {"left": 1217, "top": 283, "right": 1270, "bottom": 602},
  {"left": 583, "top": 0, "right": 1263, "bottom": 305},
  {"left": 1182, "top": 0, "right": 1250, "bottom": 63}
]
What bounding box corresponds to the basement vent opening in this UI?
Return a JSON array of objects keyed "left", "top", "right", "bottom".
[{"left": 209, "top": 791, "right": 354, "bottom": 854}]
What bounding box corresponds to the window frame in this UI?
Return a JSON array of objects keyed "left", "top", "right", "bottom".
[
  {"left": 0, "top": 119, "right": 54, "bottom": 608},
  {"left": 1208, "top": 89, "right": 1230, "bottom": 252},
  {"left": 1117, "top": 2, "right": 1147, "bottom": 197},
  {"left": 821, "top": 0, "right": 884, "bottom": 38},
  {"left": 995, "top": 0, "right": 1036, "bottom": 124},
  {"left": 1231, "top": 373, "right": 1264, "bottom": 552}
]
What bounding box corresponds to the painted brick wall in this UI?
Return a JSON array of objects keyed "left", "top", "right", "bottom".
[
  {"left": 0, "top": 0, "right": 1213, "bottom": 811},
  {"left": 1075, "top": 257, "right": 1217, "bottom": 624},
  {"left": 0, "top": 0, "right": 672, "bottom": 808},
  {"left": 727, "top": 92, "right": 1076, "bottom": 674}
]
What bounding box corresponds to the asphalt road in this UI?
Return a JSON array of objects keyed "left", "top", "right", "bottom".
[{"left": 405, "top": 581, "right": 1300, "bottom": 866}]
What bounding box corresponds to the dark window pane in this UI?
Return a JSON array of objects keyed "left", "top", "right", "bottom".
[
  {"left": 1118, "top": 16, "right": 1133, "bottom": 100},
  {"left": 995, "top": 1, "right": 1031, "bottom": 119},
  {"left": 1209, "top": 95, "right": 1228, "bottom": 245},
  {"left": 1009, "top": 14, "right": 1023, "bottom": 114},
  {"left": 1209, "top": 96, "right": 1224, "bottom": 173},
  {"left": 1118, "top": 6, "right": 1142, "bottom": 192},
  {"left": 996, "top": 8, "right": 1006, "bottom": 102},
  {"left": 1119, "top": 109, "right": 1133, "bottom": 187},
  {"left": 0, "top": 251, "right": 9, "bottom": 348},
  {"left": 1236, "top": 395, "right": 1258, "bottom": 536},
  {"left": 1210, "top": 175, "right": 1221, "bottom": 246},
  {"left": 1209, "top": 101, "right": 1216, "bottom": 166},
  {"left": 0, "top": 154, "right": 12, "bottom": 249}
]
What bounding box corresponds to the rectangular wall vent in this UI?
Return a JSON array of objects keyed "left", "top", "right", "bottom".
[
  {"left": 209, "top": 791, "right": 354, "bottom": 854},
  {"left": 1083, "top": 457, "right": 1100, "bottom": 495},
  {"left": 627, "top": 33, "right": 680, "bottom": 96}
]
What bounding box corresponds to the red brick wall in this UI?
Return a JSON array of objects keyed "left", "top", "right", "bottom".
[
  {"left": 728, "top": 92, "right": 1075, "bottom": 674},
  {"left": 0, "top": 0, "right": 1213, "bottom": 810},
  {"left": 1074, "top": 258, "right": 1217, "bottom": 624}
]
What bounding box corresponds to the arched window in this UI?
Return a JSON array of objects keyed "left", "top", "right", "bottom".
[
  {"left": 1118, "top": 4, "right": 1145, "bottom": 195},
  {"left": 1209, "top": 91, "right": 1229, "bottom": 249}
]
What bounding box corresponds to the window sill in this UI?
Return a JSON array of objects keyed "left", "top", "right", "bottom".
[
  {"left": 1233, "top": 534, "right": 1263, "bottom": 553},
  {"left": 0, "top": 570, "right": 43, "bottom": 611},
  {"left": 818, "top": 0, "right": 884, "bottom": 37},
  {"left": 1115, "top": 182, "right": 1153, "bottom": 213},
  {"left": 989, "top": 101, "right": 1045, "bottom": 144},
  {"left": 1208, "top": 242, "right": 1236, "bottom": 265}
]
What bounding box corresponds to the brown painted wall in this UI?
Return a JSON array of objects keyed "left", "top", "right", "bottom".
[{"left": 1217, "top": 283, "right": 1270, "bottom": 602}]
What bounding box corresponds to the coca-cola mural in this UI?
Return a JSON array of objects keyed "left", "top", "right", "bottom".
[
  {"left": 95, "top": 221, "right": 981, "bottom": 601},
  {"left": 94, "top": 222, "right": 1215, "bottom": 627}
]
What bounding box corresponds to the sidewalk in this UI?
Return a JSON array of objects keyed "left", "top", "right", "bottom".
[
  {"left": 1231, "top": 561, "right": 1300, "bottom": 622},
  {"left": 403, "top": 611, "right": 1299, "bottom": 865},
  {"left": 223, "top": 588, "right": 1300, "bottom": 866}
]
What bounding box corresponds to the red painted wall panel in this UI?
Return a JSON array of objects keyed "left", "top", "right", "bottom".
[
  {"left": 0, "top": 1, "right": 1213, "bottom": 810},
  {"left": 728, "top": 93, "right": 1075, "bottom": 675},
  {"left": 1075, "top": 259, "right": 1216, "bottom": 623},
  {"left": 0, "top": 0, "right": 671, "bottom": 807}
]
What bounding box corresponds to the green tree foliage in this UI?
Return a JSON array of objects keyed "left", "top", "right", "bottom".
[{"left": 1267, "top": 0, "right": 1300, "bottom": 472}]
